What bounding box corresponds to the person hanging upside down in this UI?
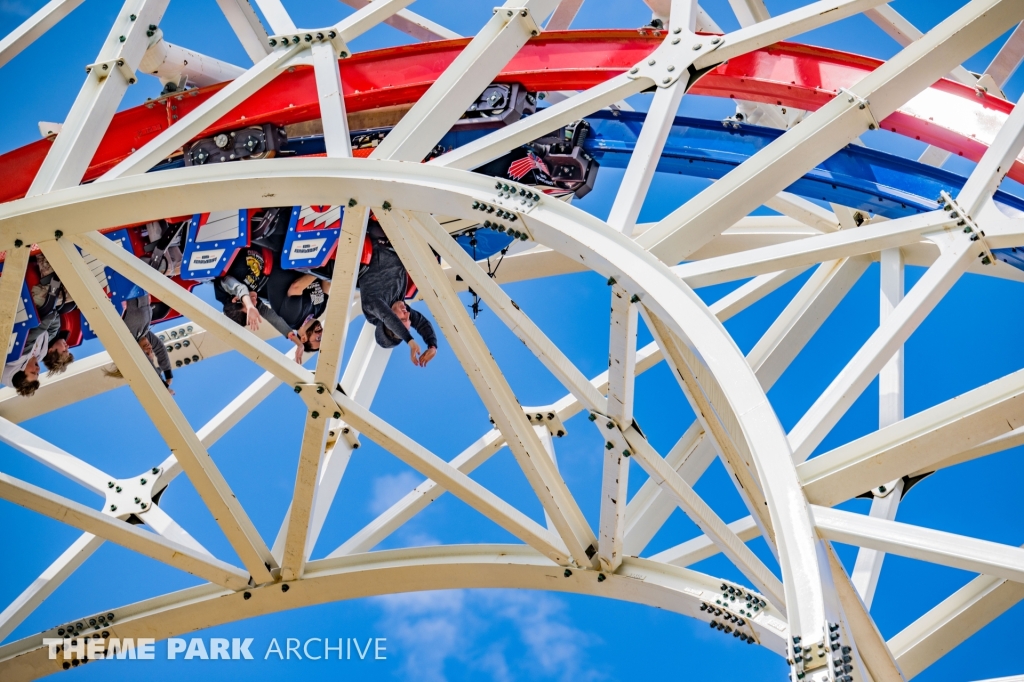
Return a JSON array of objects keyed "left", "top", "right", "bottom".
[{"left": 357, "top": 217, "right": 437, "bottom": 366}]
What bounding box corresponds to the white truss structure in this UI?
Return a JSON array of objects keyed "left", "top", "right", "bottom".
[{"left": 0, "top": 0, "right": 1022, "bottom": 679}]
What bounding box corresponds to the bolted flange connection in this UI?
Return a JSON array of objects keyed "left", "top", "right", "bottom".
[
  {"left": 626, "top": 32, "right": 724, "bottom": 88},
  {"left": 103, "top": 468, "right": 161, "bottom": 518},
  {"left": 269, "top": 28, "right": 348, "bottom": 58},
  {"left": 938, "top": 190, "right": 995, "bottom": 266},
  {"left": 493, "top": 6, "right": 541, "bottom": 37}
]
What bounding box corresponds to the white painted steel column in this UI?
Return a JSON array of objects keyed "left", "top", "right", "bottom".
[
  {"left": 380, "top": 209, "right": 597, "bottom": 567},
  {"left": 43, "top": 237, "right": 276, "bottom": 583},
  {"left": 372, "top": 0, "right": 560, "bottom": 163},
  {"left": 851, "top": 246, "right": 905, "bottom": 608},
  {"left": 28, "top": 0, "right": 170, "bottom": 195},
  {"left": 0, "top": 533, "right": 102, "bottom": 642},
  {"left": 213, "top": 0, "right": 271, "bottom": 63}
]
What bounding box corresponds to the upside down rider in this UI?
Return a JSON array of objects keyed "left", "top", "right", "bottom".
[{"left": 358, "top": 216, "right": 438, "bottom": 367}]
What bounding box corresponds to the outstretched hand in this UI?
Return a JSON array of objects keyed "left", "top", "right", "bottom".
[
  {"left": 408, "top": 340, "right": 436, "bottom": 367},
  {"left": 288, "top": 331, "right": 304, "bottom": 364},
  {"left": 418, "top": 346, "right": 437, "bottom": 367},
  {"left": 245, "top": 305, "right": 261, "bottom": 332}
]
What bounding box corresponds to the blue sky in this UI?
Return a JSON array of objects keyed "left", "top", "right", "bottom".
[{"left": 2, "top": 0, "right": 1024, "bottom": 680}]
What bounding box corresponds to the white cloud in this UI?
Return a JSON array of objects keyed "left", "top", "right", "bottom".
[
  {"left": 373, "top": 589, "right": 603, "bottom": 682},
  {"left": 369, "top": 471, "right": 423, "bottom": 515}
]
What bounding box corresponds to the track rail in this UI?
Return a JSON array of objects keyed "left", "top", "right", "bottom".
[{"left": 0, "top": 30, "right": 1018, "bottom": 204}]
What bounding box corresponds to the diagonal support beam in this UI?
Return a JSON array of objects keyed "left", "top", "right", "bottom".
[
  {"left": 74, "top": 231, "right": 310, "bottom": 387},
  {"left": 0, "top": 417, "right": 110, "bottom": 496},
  {"left": 813, "top": 506, "right": 1024, "bottom": 584},
  {"left": 372, "top": 0, "right": 560, "bottom": 162},
  {"left": 0, "top": 0, "right": 87, "bottom": 70},
  {"left": 410, "top": 211, "right": 606, "bottom": 412},
  {"left": 43, "top": 237, "right": 275, "bottom": 583},
  {"left": 0, "top": 532, "right": 101, "bottom": 643},
  {"left": 890, "top": 569, "right": 1024, "bottom": 679},
  {"left": 337, "top": 0, "right": 460, "bottom": 41},
  {"left": 380, "top": 209, "right": 597, "bottom": 567},
  {"left": 799, "top": 365, "right": 1024, "bottom": 507},
  {"left": 639, "top": 0, "right": 1024, "bottom": 265},
  {"left": 984, "top": 21, "right": 1024, "bottom": 87},
  {"left": 0, "top": 471, "right": 249, "bottom": 590},
  {"left": 625, "top": 426, "right": 786, "bottom": 611},
  {"left": 279, "top": 206, "right": 367, "bottom": 580},
  {"left": 788, "top": 235, "right": 975, "bottom": 463},
  {"left": 214, "top": 0, "right": 271, "bottom": 63},
  {"left": 330, "top": 389, "right": 569, "bottom": 563},
  {"left": 28, "top": 0, "right": 169, "bottom": 195}
]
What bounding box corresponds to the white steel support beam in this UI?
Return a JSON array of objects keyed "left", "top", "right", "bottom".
[
  {"left": 311, "top": 41, "right": 353, "bottom": 158},
  {"left": 142, "top": 504, "right": 211, "bottom": 556},
  {"left": 764, "top": 193, "right": 841, "bottom": 232},
  {"left": 639, "top": 0, "right": 1024, "bottom": 265},
  {"left": 252, "top": 0, "right": 295, "bottom": 33},
  {"left": 957, "top": 87, "right": 1024, "bottom": 216},
  {"left": 823, "top": 542, "right": 906, "bottom": 682},
  {"left": 545, "top": 0, "right": 584, "bottom": 29},
  {"left": 0, "top": 0, "right": 87, "bottom": 70},
  {"left": 43, "top": 237, "right": 275, "bottom": 583},
  {"left": 800, "top": 366, "right": 1024, "bottom": 507},
  {"left": 302, "top": 308, "right": 386, "bottom": 555},
  {"left": 214, "top": 0, "right": 271, "bottom": 63},
  {"left": 329, "top": 428, "right": 507, "bottom": 557},
  {"left": 648, "top": 515, "right": 760, "bottom": 567},
  {"left": 0, "top": 471, "right": 250, "bottom": 591},
  {"left": 338, "top": 0, "right": 461, "bottom": 40},
  {"left": 985, "top": 21, "right": 1024, "bottom": 87},
  {"left": 599, "top": 284, "right": 635, "bottom": 572},
  {"left": 625, "top": 257, "right": 868, "bottom": 556},
  {"left": 864, "top": 4, "right": 977, "bottom": 85},
  {"left": 380, "top": 209, "right": 598, "bottom": 567},
  {"left": 74, "top": 231, "right": 311, "bottom": 388},
  {"left": 606, "top": 81, "right": 687, "bottom": 235},
  {"left": 788, "top": 235, "right": 974, "bottom": 463},
  {"left": 643, "top": 307, "right": 774, "bottom": 538},
  {"left": 440, "top": 0, "right": 884, "bottom": 173},
  {"left": 813, "top": 505, "right": 1024, "bottom": 585},
  {"left": 279, "top": 203, "right": 366, "bottom": 580},
  {"left": 727, "top": 0, "right": 769, "bottom": 27},
  {"left": 890, "top": 571, "right": 1024, "bottom": 679},
  {"left": 626, "top": 428, "right": 786, "bottom": 610},
  {"left": 330, "top": 390, "right": 569, "bottom": 563},
  {"left": 0, "top": 533, "right": 101, "bottom": 643},
  {"left": 373, "top": 0, "right": 559, "bottom": 163},
  {"left": 410, "top": 212, "right": 607, "bottom": 412},
  {"left": 850, "top": 479, "right": 903, "bottom": 606},
  {"left": 28, "top": 0, "right": 169, "bottom": 195},
  {"left": 623, "top": 425, "right": 714, "bottom": 556},
  {"left": 851, "top": 245, "right": 905, "bottom": 609},
  {"left": 100, "top": 43, "right": 304, "bottom": 180},
  {"left": 673, "top": 210, "right": 947, "bottom": 288},
  {"left": 0, "top": 418, "right": 110, "bottom": 496},
  {"left": 277, "top": 51, "right": 360, "bottom": 579}
]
